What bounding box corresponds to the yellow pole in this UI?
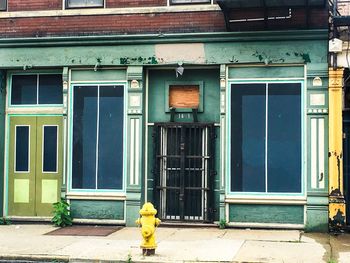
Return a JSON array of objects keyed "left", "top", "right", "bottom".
[{"left": 329, "top": 68, "right": 346, "bottom": 230}]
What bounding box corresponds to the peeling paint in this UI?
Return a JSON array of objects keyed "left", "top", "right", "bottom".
[
  {"left": 294, "top": 52, "right": 311, "bottom": 63},
  {"left": 120, "top": 56, "right": 158, "bottom": 65},
  {"left": 252, "top": 51, "right": 285, "bottom": 64}
]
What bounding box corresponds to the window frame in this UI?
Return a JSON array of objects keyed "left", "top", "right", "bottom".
[
  {"left": 9, "top": 72, "right": 63, "bottom": 108},
  {"left": 226, "top": 79, "right": 306, "bottom": 198},
  {"left": 65, "top": 0, "right": 104, "bottom": 9},
  {"left": 68, "top": 82, "right": 127, "bottom": 193},
  {"left": 170, "top": 0, "right": 211, "bottom": 5}
]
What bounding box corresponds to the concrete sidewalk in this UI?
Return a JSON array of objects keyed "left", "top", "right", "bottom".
[{"left": 0, "top": 224, "right": 349, "bottom": 263}]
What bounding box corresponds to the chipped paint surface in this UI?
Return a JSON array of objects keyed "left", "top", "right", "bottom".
[{"left": 155, "top": 43, "right": 205, "bottom": 64}]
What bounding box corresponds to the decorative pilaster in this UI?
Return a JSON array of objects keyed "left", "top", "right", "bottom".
[
  {"left": 219, "top": 64, "right": 226, "bottom": 222},
  {"left": 0, "top": 70, "right": 5, "bottom": 216},
  {"left": 125, "top": 66, "right": 143, "bottom": 226},
  {"left": 306, "top": 67, "right": 329, "bottom": 232},
  {"left": 61, "top": 67, "right": 69, "bottom": 199},
  {"left": 329, "top": 68, "right": 346, "bottom": 231}
]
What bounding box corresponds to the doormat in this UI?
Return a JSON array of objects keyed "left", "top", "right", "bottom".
[{"left": 46, "top": 225, "right": 123, "bottom": 236}]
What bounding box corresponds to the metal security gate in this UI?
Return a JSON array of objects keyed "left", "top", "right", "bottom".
[{"left": 153, "top": 122, "right": 215, "bottom": 222}]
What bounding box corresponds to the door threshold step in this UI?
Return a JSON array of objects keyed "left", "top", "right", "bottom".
[
  {"left": 159, "top": 221, "right": 217, "bottom": 228},
  {"left": 5, "top": 216, "right": 52, "bottom": 224}
]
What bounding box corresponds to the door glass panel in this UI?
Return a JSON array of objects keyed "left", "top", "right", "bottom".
[
  {"left": 15, "top": 126, "right": 30, "bottom": 172},
  {"left": 97, "top": 85, "right": 124, "bottom": 189},
  {"left": 72, "top": 86, "right": 98, "bottom": 189},
  {"left": 43, "top": 126, "right": 58, "bottom": 173},
  {"left": 231, "top": 84, "right": 266, "bottom": 192},
  {"left": 11, "top": 75, "right": 37, "bottom": 105},
  {"left": 267, "top": 83, "right": 301, "bottom": 192},
  {"left": 39, "top": 75, "right": 63, "bottom": 104}
]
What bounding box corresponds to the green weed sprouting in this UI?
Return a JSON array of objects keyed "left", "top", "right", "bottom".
[
  {"left": 51, "top": 198, "right": 73, "bottom": 227},
  {"left": 0, "top": 217, "right": 11, "bottom": 225}
]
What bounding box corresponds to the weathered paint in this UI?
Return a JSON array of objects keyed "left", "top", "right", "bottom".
[
  {"left": 70, "top": 200, "right": 124, "bottom": 220},
  {"left": 229, "top": 204, "right": 304, "bottom": 225},
  {"left": 0, "top": 70, "right": 4, "bottom": 216},
  {"left": 328, "top": 68, "right": 346, "bottom": 231},
  {"left": 155, "top": 43, "right": 205, "bottom": 64},
  {"left": 0, "top": 31, "right": 327, "bottom": 69}
]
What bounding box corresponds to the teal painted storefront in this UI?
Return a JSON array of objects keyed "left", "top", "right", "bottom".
[{"left": 0, "top": 30, "right": 329, "bottom": 231}]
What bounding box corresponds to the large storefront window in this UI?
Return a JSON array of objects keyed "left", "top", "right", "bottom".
[
  {"left": 72, "top": 85, "right": 124, "bottom": 190},
  {"left": 230, "top": 82, "right": 301, "bottom": 193}
]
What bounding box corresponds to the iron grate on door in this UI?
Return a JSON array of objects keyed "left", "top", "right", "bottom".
[{"left": 153, "top": 122, "right": 215, "bottom": 223}]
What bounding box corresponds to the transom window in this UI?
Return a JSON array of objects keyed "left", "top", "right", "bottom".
[
  {"left": 11, "top": 74, "right": 63, "bottom": 106},
  {"left": 72, "top": 85, "right": 124, "bottom": 190},
  {"left": 230, "top": 82, "right": 302, "bottom": 193},
  {"left": 66, "top": 0, "right": 104, "bottom": 8}
]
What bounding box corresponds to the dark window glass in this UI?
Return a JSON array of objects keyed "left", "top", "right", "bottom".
[
  {"left": 72, "top": 85, "right": 124, "bottom": 190},
  {"left": 67, "top": 0, "right": 103, "bottom": 8},
  {"left": 230, "top": 82, "right": 302, "bottom": 193},
  {"left": 15, "top": 126, "right": 29, "bottom": 172},
  {"left": 0, "top": 0, "right": 7, "bottom": 11},
  {"left": 39, "top": 75, "right": 63, "bottom": 104},
  {"left": 231, "top": 84, "right": 266, "bottom": 192},
  {"left": 43, "top": 126, "right": 58, "bottom": 172},
  {"left": 97, "top": 86, "right": 124, "bottom": 189},
  {"left": 267, "top": 83, "right": 301, "bottom": 192},
  {"left": 11, "top": 75, "right": 37, "bottom": 105},
  {"left": 72, "top": 86, "right": 98, "bottom": 189}
]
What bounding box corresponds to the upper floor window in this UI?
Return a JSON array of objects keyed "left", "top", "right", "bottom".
[
  {"left": 66, "top": 0, "right": 104, "bottom": 8},
  {"left": 0, "top": 0, "right": 7, "bottom": 11},
  {"left": 11, "top": 74, "right": 63, "bottom": 106},
  {"left": 170, "top": 0, "right": 210, "bottom": 4}
]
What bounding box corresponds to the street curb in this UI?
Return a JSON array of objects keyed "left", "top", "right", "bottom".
[{"left": 0, "top": 254, "right": 69, "bottom": 262}]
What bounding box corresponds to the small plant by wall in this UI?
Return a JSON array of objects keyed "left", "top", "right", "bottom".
[
  {"left": 51, "top": 198, "right": 73, "bottom": 227},
  {"left": 0, "top": 217, "right": 11, "bottom": 225},
  {"left": 218, "top": 219, "right": 227, "bottom": 229}
]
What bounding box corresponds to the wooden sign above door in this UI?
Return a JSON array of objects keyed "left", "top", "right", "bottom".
[{"left": 169, "top": 85, "right": 200, "bottom": 109}]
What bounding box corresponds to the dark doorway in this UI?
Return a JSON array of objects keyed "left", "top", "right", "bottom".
[
  {"left": 343, "top": 112, "right": 350, "bottom": 224},
  {"left": 153, "top": 122, "right": 215, "bottom": 222}
]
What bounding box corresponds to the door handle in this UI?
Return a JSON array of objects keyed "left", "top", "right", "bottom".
[{"left": 319, "top": 172, "right": 324, "bottom": 182}]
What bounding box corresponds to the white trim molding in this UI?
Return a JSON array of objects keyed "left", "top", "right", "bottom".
[{"left": 0, "top": 5, "right": 220, "bottom": 19}]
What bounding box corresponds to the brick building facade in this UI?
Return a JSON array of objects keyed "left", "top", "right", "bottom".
[{"left": 0, "top": 0, "right": 330, "bottom": 231}]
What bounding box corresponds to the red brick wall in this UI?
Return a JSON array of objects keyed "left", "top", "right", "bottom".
[
  {"left": 0, "top": 11, "right": 226, "bottom": 38},
  {"left": 8, "top": 0, "right": 62, "bottom": 11},
  {"left": 106, "top": 0, "right": 167, "bottom": 8}
]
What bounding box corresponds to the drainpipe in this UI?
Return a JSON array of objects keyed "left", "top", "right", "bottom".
[{"left": 329, "top": 68, "right": 346, "bottom": 232}]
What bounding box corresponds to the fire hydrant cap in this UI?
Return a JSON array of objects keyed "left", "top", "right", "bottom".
[{"left": 139, "top": 202, "right": 157, "bottom": 216}]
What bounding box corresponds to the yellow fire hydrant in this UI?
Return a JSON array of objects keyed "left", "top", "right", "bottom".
[{"left": 135, "top": 202, "right": 161, "bottom": 256}]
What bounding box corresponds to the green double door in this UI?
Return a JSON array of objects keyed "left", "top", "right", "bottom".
[{"left": 8, "top": 116, "right": 63, "bottom": 216}]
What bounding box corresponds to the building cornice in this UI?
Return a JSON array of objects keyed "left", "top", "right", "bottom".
[{"left": 0, "top": 29, "right": 328, "bottom": 48}]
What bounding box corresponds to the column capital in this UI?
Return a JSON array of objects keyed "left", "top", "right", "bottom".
[{"left": 329, "top": 68, "right": 344, "bottom": 89}]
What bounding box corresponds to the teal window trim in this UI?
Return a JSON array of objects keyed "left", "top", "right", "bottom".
[
  {"left": 68, "top": 81, "right": 127, "bottom": 193},
  {"left": 226, "top": 79, "right": 306, "bottom": 197},
  {"left": 8, "top": 71, "right": 64, "bottom": 108},
  {"left": 164, "top": 81, "right": 204, "bottom": 113}
]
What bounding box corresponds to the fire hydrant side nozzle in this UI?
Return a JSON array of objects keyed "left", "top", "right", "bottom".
[{"left": 135, "top": 202, "right": 161, "bottom": 256}]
